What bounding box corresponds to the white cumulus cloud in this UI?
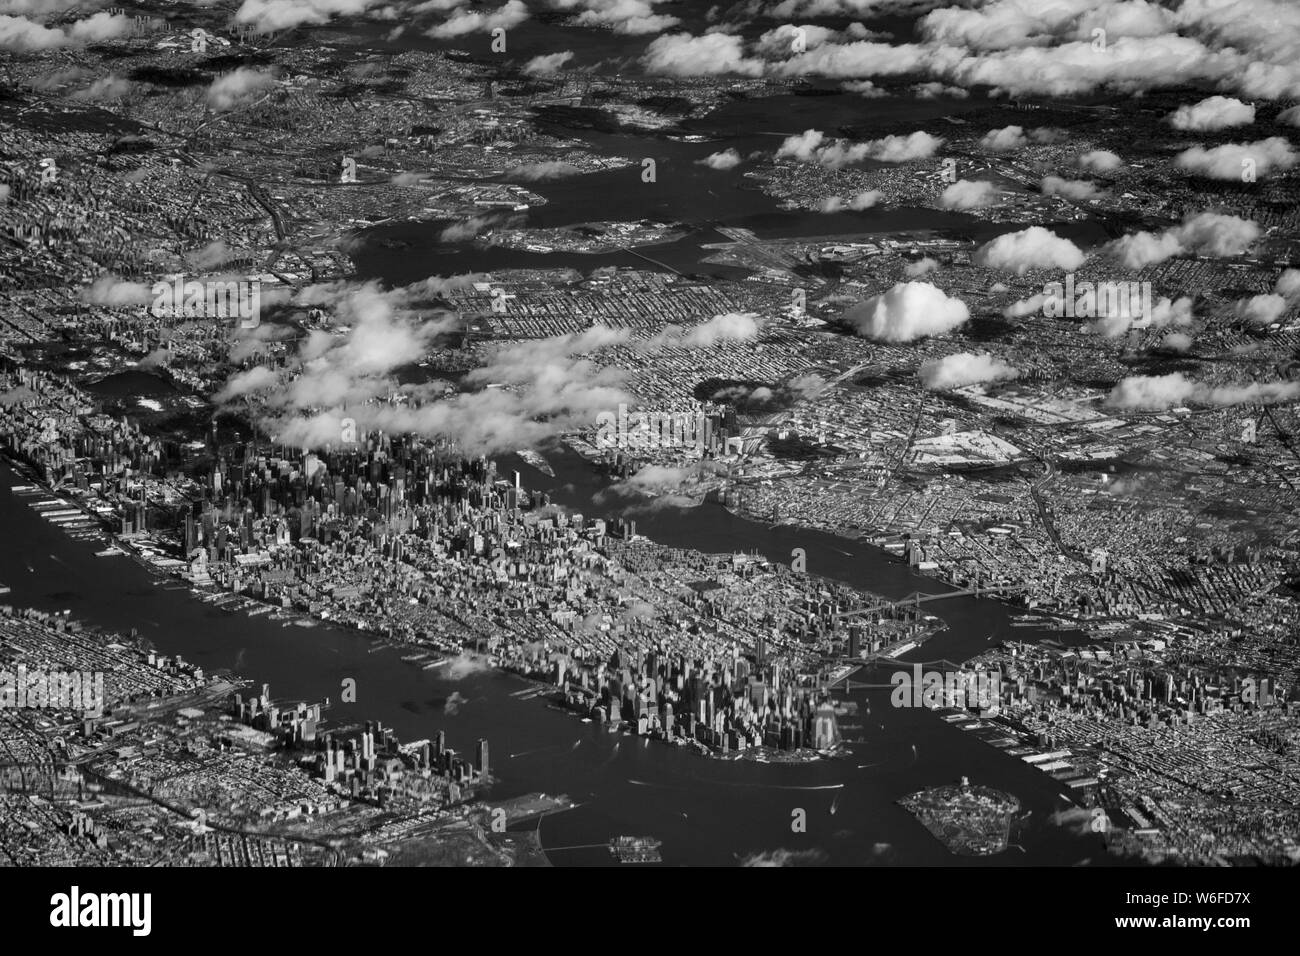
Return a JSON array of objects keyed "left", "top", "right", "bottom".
[
  {"left": 938, "top": 179, "right": 997, "bottom": 209},
  {"left": 1174, "top": 136, "right": 1297, "bottom": 179},
  {"left": 698, "top": 148, "right": 742, "bottom": 170},
  {"left": 973, "top": 226, "right": 1087, "bottom": 275},
  {"left": 919, "top": 352, "right": 1019, "bottom": 390},
  {"left": 1106, "top": 211, "right": 1260, "bottom": 268},
  {"left": 844, "top": 281, "right": 970, "bottom": 342},
  {"left": 1168, "top": 95, "right": 1255, "bottom": 131},
  {"left": 522, "top": 50, "right": 574, "bottom": 76}
]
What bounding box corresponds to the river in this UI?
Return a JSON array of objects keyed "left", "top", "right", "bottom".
[{"left": 0, "top": 456, "right": 1109, "bottom": 867}]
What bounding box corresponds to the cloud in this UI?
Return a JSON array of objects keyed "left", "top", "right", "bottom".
[
  {"left": 708, "top": 382, "right": 774, "bottom": 405},
  {"left": 1028, "top": 126, "right": 1068, "bottom": 143},
  {"left": 842, "top": 79, "right": 888, "bottom": 97},
  {"left": 206, "top": 68, "right": 276, "bottom": 111},
  {"left": 625, "top": 3, "right": 1300, "bottom": 101},
  {"left": 1104, "top": 231, "right": 1182, "bottom": 270},
  {"left": 186, "top": 240, "right": 232, "bottom": 270},
  {"left": 1105, "top": 211, "right": 1260, "bottom": 268},
  {"left": 1161, "top": 331, "right": 1193, "bottom": 352},
  {"left": 844, "top": 281, "right": 970, "bottom": 342},
  {"left": 503, "top": 161, "right": 582, "bottom": 181},
  {"left": 310, "top": 286, "right": 439, "bottom": 373},
  {"left": 777, "top": 128, "right": 941, "bottom": 167},
  {"left": 979, "top": 124, "right": 1027, "bottom": 152},
  {"left": 218, "top": 280, "right": 453, "bottom": 406},
  {"left": 439, "top": 214, "right": 501, "bottom": 242},
  {"left": 411, "top": 0, "right": 469, "bottom": 11},
  {"left": 1279, "top": 104, "right": 1300, "bottom": 127},
  {"left": 764, "top": 37, "right": 933, "bottom": 81},
  {"left": 1040, "top": 175, "right": 1102, "bottom": 200},
  {"left": 1236, "top": 293, "right": 1288, "bottom": 325},
  {"left": 913, "top": 80, "right": 967, "bottom": 98},
  {"left": 1201, "top": 381, "right": 1300, "bottom": 406},
  {"left": 642, "top": 31, "right": 764, "bottom": 77},
  {"left": 755, "top": 22, "right": 842, "bottom": 56},
  {"left": 443, "top": 654, "right": 492, "bottom": 680},
  {"left": 758, "top": 0, "right": 960, "bottom": 19},
  {"left": 1276, "top": 268, "right": 1300, "bottom": 297},
  {"left": 427, "top": 0, "right": 528, "bottom": 37},
  {"left": 918, "top": 352, "right": 1019, "bottom": 389},
  {"left": 622, "top": 463, "right": 713, "bottom": 492},
  {"left": 391, "top": 171, "right": 432, "bottom": 186},
  {"left": 1173, "top": 137, "right": 1297, "bottom": 179},
  {"left": 1169, "top": 95, "right": 1255, "bottom": 131},
  {"left": 1076, "top": 149, "right": 1122, "bottom": 173},
  {"left": 938, "top": 179, "right": 996, "bottom": 209},
  {"left": 420, "top": 272, "right": 489, "bottom": 296},
  {"left": 932, "top": 34, "right": 1277, "bottom": 100},
  {"left": 1048, "top": 806, "right": 1101, "bottom": 836},
  {"left": 1085, "top": 294, "right": 1193, "bottom": 339},
  {"left": 973, "top": 226, "right": 1087, "bottom": 274},
  {"left": 619, "top": 600, "right": 657, "bottom": 621},
  {"left": 1004, "top": 292, "right": 1048, "bottom": 318},
  {"left": 70, "top": 75, "right": 130, "bottom": 102},
  {"left": 1107, "top": 372, "right": 1300, "bottom": 410},
  {"left": 214, "top": 365, "right": 280, "bottom": 402},
  {"left": 226, "top": 322, "right": 296, "bottom": 363},
  {"left": 818, "top": 190, "right": 882, "bottom": 211},
  {"left": 66, "top": 9, "right": 135, "bottom": 41},
  {"left": 1148, "top": 295, "right": 1195, "bottom": 329},
  {"left": 522, "top": 50, "right": 574, "bottom": 76},
  {"left": 234, "top": 0, "right": 389, "bottom": 33},
  {"left": 786, "top": 372, "right": 825, "bottom": 398},
  {"left": 680, "top": 311, "right": 763, "bottom": 347},
  {"left": 775, "top": 128, "right": 826, "bottom": 162},
  {"left": 698, "top": 148, "right": 742, "bottom": 170},
  {"left": 246, "top": 318, "right": 633, "bottom": 455},
  {"left": 0, "top": 10, "right": 130, "bottom": 50},
  {"left": 1105, "top": 372, "right": 1198, "bottom": 411},
  {"left": 917, "top": 0, "right": 1174, "bottom": 51},
  {"left": 905, "top": 256, "right": 939, "bottom": 277},
  {"left": 858, "top": 130, "right": 944, "bottom": 162},
  {"left": 80, "top": 274, "right": 151, "bottom": 306},
  {"left": 557, "top": 0, "right": 678, "bottom": 35},
  {"left": 25, "top": 66, "right": 87, "bottom": 91}
]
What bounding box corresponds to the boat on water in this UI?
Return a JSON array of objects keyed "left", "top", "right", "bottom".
[
  {"left": 516, "top": 448, "right": 555, "bottom": 477},
  {"left": 609, "top": 836, "right": 662, "bottom": 863}
]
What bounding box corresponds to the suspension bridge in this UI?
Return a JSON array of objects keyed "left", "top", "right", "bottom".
[{"left": 834, "top": 582, "right": 1028, "bottom": 620}]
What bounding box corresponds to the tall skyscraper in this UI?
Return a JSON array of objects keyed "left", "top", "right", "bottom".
[{"left": 812, "top": 702, "right": 840, "bottom": 750}]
